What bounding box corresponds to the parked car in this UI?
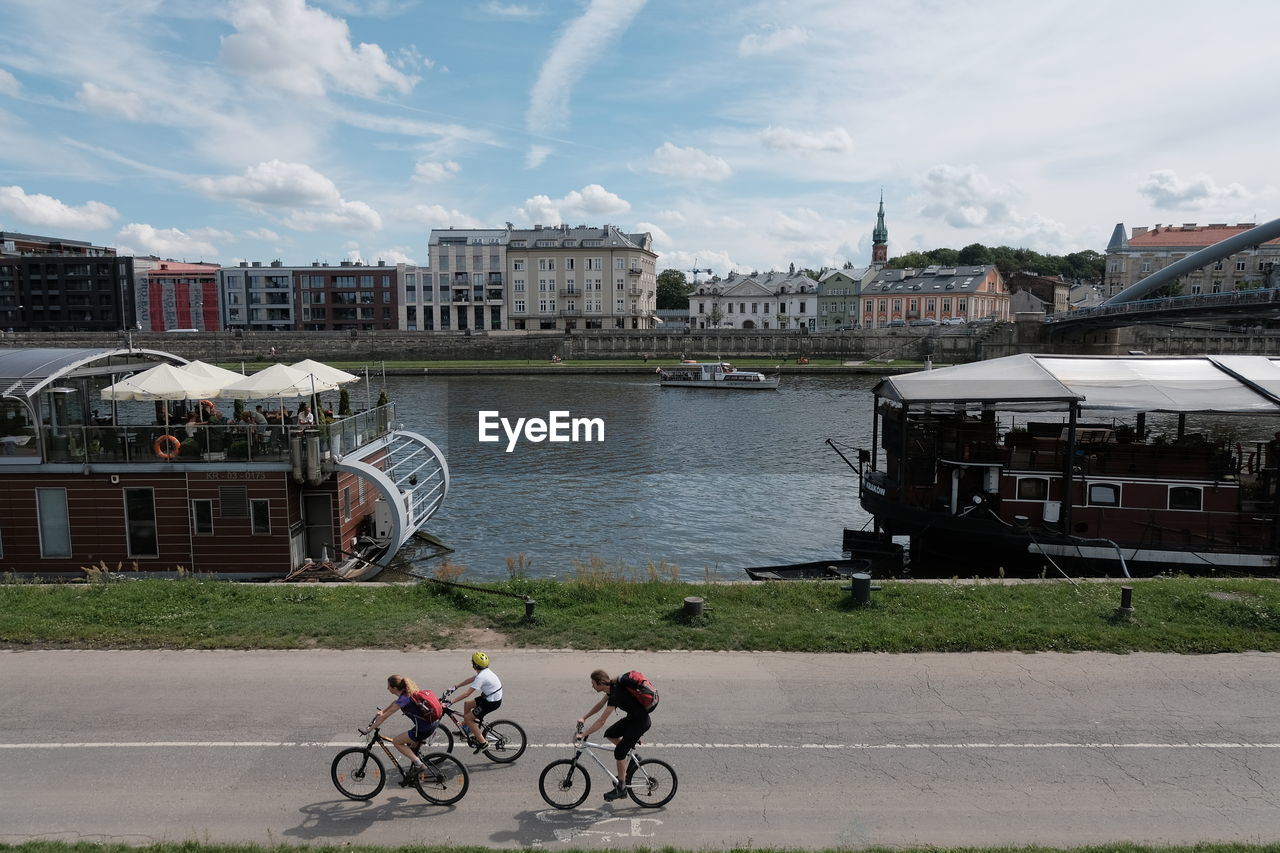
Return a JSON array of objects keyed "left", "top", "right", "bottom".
[
  {"left": 885, "top": 319, "right": 906, "bottom": 328},
  {"left": 970, "top": 315, "right": 997, "bottom": 325},
  {"left": 942, "top": 317, "right": 967, "bottom": 325},
  {"left": 909, "top": 318, "right": 940, "bottom": 326}
]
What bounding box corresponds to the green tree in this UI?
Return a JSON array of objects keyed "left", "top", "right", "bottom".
[
  {"left": 656, "top": 269, "right": 692, "bottom": 310},
  {"left": 958, "top": 243, "right": 993, "bottom": 265},
  {"left": 338, "top": 387, "right": 352, "bottom": 416}
]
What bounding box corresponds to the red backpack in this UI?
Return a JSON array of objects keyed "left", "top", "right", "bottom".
[
  {"left": 618, "top": 671, "right": 659, "bottom": 712},
  {"left": 409, "top": 689, "right": 443, "bottom": 723}
]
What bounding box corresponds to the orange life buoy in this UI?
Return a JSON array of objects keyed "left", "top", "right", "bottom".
[
  {"left": 153, "top": 434, "right": 182, "bottom": 460},
  {"left": 199, "top": 399, "right": 217, "bottom": 416}
]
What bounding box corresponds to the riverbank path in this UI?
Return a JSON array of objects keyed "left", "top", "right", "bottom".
[{"left": 4, "top": 648, "right": 1279, "bottom": 849}]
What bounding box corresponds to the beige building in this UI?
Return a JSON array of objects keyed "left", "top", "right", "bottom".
[
  {"left": 505, "top": 224, "right": 657, "bottom": 330},
  {"left": 1104, "top": 222, "right": 1280, "bottom": 298}
]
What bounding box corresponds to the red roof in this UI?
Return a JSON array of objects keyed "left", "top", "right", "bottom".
[{"left": 1128, "top": 224, "right": 1280, "bottom": 248}]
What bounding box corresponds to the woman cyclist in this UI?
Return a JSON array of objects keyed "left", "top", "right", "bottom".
[
  {"left": 366, "top": 674, "right": 439, "bottom": 781},
  {"left": 447, "top": 651, "right": 503, "bottom": 752}
]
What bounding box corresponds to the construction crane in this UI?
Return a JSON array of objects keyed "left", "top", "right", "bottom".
[{"left": 688, "top": 264, "right": 713, "bottom": 284}]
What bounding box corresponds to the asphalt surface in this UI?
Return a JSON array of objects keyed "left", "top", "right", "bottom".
[{"left": 3, "top": 648, "right": 1279, "bottom": 849}]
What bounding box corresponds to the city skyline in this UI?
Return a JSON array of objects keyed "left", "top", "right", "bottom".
[{"left": 0, "top": 0, "right": 1276, "bottom": 277}]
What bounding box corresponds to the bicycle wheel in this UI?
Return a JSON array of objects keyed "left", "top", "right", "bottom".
[
  {"left": 415, "top": 751, "right": 469, "bottom": 805},
  {"left": 627, "top": 758, "right": 677, "bottom": 807},
  {"left": 538, "top": 758, "right": 591, "bottom": 809},
  {"left": 479, "top": 719, "right": 527, "bottom": 763},
  {"left": 331, "top": 747, "right": 386, "bottom": 800},
  {"left": 419, "top": 725, "right": 454, "bottom": 754}
]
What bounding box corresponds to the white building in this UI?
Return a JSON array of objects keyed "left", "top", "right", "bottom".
[{"left": 688, "top": 270, "right": 820, "bottom": 330}]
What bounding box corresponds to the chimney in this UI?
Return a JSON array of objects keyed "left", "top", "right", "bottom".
[{"left": 270, "top": 259, "right": 282, "bottom": 267}]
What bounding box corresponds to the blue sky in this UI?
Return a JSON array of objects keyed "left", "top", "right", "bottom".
[{"left": 0, "top": 0, "right": 1277, "bottom": 277}]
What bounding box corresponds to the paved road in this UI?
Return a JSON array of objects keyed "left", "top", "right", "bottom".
[{"left": 3, "top": 649, "right": 1279, "bottom": 849}]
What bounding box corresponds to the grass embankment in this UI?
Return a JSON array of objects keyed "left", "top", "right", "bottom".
[
  {"left": 2, "top": 574, "right": 1278, "bottom": 653},
  {"left": 5, "top": 840, "right": 1280, "bottom": 853}
]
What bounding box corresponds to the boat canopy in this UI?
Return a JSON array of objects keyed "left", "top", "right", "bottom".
[
  {"left": 0, "top": 347, "right": 184, "bottom": 399},
  {"left": 875, "top": 353, "right": 1280, "bottom": 414}
]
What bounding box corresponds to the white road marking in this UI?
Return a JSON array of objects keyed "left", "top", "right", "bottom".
[{"left": 3, "top": 741, "right": 1280, "bottom": 750}]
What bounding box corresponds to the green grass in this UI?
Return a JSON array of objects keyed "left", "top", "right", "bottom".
[
  {"left": 5, "top": 840, "right": 1280, "bottom": 853},
  {"left": 2, "top": 573, "right": 1278, "bottom": 653}
]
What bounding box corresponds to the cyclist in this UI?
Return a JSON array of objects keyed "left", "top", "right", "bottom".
[
  {"left": 577, "top": 668, "right": 650, "bottom": 801},
  {"left": 366, "top": 674, "right": 439, "bottom": 781},
  {"left": 447, "top": 651, "right": 503, "bottom": 753}
]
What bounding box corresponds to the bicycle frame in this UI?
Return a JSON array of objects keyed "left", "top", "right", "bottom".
[{"left": 566, "top": 738, "right": 643, "bottom": 789}]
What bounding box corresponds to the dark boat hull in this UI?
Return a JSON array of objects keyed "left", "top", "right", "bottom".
[{"left": 743, "top": 558, "right": 870, "bottom": 581}]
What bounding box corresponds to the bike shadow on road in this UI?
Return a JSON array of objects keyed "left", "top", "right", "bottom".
[
  {"left": 284, "top": 797, "right": 459, "bottom": 840},
  {"left": 491, "top": 806, "right": 664, "bottom": 847}
]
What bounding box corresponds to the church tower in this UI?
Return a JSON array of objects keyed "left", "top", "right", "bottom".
[{"left": 871, "top": 191, "right": 889, "bottom": 268}]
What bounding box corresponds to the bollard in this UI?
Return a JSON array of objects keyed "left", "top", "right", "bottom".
[
  {"left": 682, "top": 596, "right": 705, "bottom": 617},
  {"left": 848, "top": 572, "right": 881, "bottom": 606},
  {"left": 523, "top": 596, "right": 537, "bottom": 618},
  {"left": 1116, "top": 585, "right": 1134, "bottom": 620}
]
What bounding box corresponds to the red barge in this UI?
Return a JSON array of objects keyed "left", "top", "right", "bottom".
[
  {"left": 0, "top": 347, "right": 448, "bottom": 579},
  {"left": 857, "top": 354, "right": 1280, "bottom": 576}
]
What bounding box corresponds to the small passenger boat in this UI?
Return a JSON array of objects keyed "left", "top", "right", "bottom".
[
  {"left": 743, "top": 558, "right": 870, "bottom": 581},
  {"left": 657, "top": 361, "right": 779, "bottom": 390}
]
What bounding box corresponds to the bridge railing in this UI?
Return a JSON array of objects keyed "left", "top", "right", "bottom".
[{"left": 1048, "top": 287, "right": 1280, "bottom": 324}]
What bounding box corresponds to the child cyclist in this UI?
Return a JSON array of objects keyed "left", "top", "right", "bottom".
[
  {"left": 445, "top": 651, "right": 503, "bottom": 752},
  {"left": 365, "top": 674, "right": 440, "bottom": 781}
]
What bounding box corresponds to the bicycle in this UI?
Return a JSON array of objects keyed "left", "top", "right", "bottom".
[
  {"left": 427, "top": 687, "right": 527, "bottom": 763},
  {"left": 537, "top": 722, "right": 677, "bottom": 809},
  {"left": 330, "top": 712, "right": 470, "bottom": 805}
]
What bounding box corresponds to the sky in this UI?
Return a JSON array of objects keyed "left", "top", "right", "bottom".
[{"left": 0, "top": 0, "right": 1277, "bottom": 279}]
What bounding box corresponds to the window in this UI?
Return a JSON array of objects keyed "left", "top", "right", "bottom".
[
  {"left": 514, "top": 279, "right": 525, "bottom": 292},
  {"left": 514, "top": 300, "right": 525, "bottom": 313},
  {"left": 1015, "top": 477, "right": 1049, "bottom": 501},
  {"left": 192, "top": 499, "right": 214, "bottom": 535},
  {"left": 1087, "top": 483, "right": 1120, "bottom": 507},
  {"left": 1140, "top": 262, "right": 1152, "bottom": 273},
  {"left": 251, "top": 499, "right": 271, "bottom": 534},
  {"left": 538, "top": 258, "right": 555, "bottom": 271},
  {"left": 343, "top": 487, "right": 352, "bottom": 521},
  {"left": 1236, "top": 260, "right": 1246, "bottom": 271},
  {"left": 124, "top": 487, "right": 158, "bottom": 558},
  {"left": 565, "top": 258, "right": 575, "bottom": 270},
  {"left": 513, "top": 260, "right": 524, "bottom": 271},
  {"left": 37, "top": 488, "right": 71, "bottom": 557},
  {"left": 1169, "top": 486, "right": 1202, "bottom": 511}
]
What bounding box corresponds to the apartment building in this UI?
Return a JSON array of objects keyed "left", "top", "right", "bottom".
[
  {"left": 422, "top": 228, "right": 509, "bottom": 332},
  {"left": 817, "top": 266, "right": 874, "bottom": 329},
  {"left": 505, "top": 224, "right": 657, "bottom": 331},
  {"left": 688, "top": 270, "right": 820, "bottom": 330},
  {"left": 859, "top": 265, "right": 1006, "bottom": 326},
  {"left": 0, "top": 232, "right": 133, "bottom": 332},
  {"left": 1104, "top": 222, "right": 1280, "bottom": 298},
  {"left": 136, "top": 260, "right": 222, "bottom": 331},
  {"left": 294, "top": 261, "right": 405, "bottom": 332}
]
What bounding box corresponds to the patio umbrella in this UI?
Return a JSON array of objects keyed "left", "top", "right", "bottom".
[
  {"left": 100, "top": 362, "right": 226, "bottom": 402},
  {"left": 289, "top": 359, "right": 360, "bottom": 386},
  {"left": 217, "top": 363, "right": 340, "bottom": 400},
  {"left": 181, "top": 360, "right": 245, "bottom": 387}
]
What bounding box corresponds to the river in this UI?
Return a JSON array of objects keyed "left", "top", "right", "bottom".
[{"left": 378, "top": 373, "right": 880, "bottom": 581}]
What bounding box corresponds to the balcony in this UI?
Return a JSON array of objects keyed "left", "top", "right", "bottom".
[
  {"left": 627, "top": 289, "right": 643, "bottom": 298},
  {"left": 558, "top": 288, "right": 581, "bottom": 298},
  {"left": 627, "top": 268, "right": 641, "bottom": 276},
  {"left": 558, "top": 308, "right": 581, "bottom": 317}
]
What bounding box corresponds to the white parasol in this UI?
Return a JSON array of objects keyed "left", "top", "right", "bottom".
[
  {"left": 217, "top": 363, "right": 341, "bottom": 400},
  {"left": 289, "top": 359, "right": 360, "bottom": 386},
  {"left": 100, "top": 362, "right": 226, "bottom": 402},
  {"left": 180, "top": 360, "right": 246, "bottom": 388}
]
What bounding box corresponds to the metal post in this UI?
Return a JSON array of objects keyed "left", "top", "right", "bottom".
[{"left": 1117, "top": 585, "right": 1135, "bottom": 619}]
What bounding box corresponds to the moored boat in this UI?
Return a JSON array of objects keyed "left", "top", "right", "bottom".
[
  {"left": 852, "top": 353, "right": 1280, "bottom": 577},
  {"left": 657, "top": 361, "right": 779, "bottom": 389},
  {"left": 0, "top": 347, "right": 449, "bottom": 580},
  {"left": 743, "top": 558, "right": 870, "bottom": 581}
]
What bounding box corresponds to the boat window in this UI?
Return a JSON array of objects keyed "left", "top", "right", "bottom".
[
  {"left": 251, "top": 499, "right": 271, "bottom": 535},
  {"left": 1015, "top": 477, "right": 1049, "bottom": 501},
  {"left": 124, "top": 487, "right": 158, "bottom": 558},
  {"left": 192, "top": 499, "right": 214, "bottom": 535},
  {"left": 37, "top": 488, "right": 71, "bottom": 557},
  {"left": 1087, "top": 483, "right": 1120, "bottom": 507},
  {"left": 1169, "top": 486, "right": 1202, "bottom": 511}
]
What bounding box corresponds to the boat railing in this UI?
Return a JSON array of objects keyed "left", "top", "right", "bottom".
[{"left": 325, "top": 403, "right": 395, "bottom": 458}]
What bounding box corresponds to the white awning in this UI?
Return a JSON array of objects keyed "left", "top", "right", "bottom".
[{"left": 875, "top": 354, "right": 1280, "bottom": 414}]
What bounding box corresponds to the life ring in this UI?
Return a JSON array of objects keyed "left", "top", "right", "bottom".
[
  {"left": 153, "top": 434, "right": 182, "bottom": 460},
  {"left": 199, "top": 399, "right": 217, "bottom": 416}
]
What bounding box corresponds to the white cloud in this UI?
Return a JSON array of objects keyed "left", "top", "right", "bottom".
[
  {"left": 412, "top": 160, "right": 460, "bottom": 182},
  {"left": 219, "top": 0, "right": 415, "bottom": 97},
  {"left": 399, "top": 203, "right": 484, "bottom": 229},
  {"left": 284, "top": 200, "right": 382, "bottom": 232},
  {"left": 738, "top": 25, "right": 807, "bottom": 56},
  {"left": 76, "top": 82, "right": 146, "bottom": 120},
  {"left": 634, "top": 220, "right": 670, "bottom": 247},
  {"left": 518, "top": 183, "right": 631, "bottom": 224},
  {"left": 482, "top": 2, "right": 541, "bottom": 18},
  {"left": 192, "top": 160, "right": 342, "bottom": 206},
  {"left": 759, "top": 126, "right": 853, "bottom": 154},
  {"left": 654, "top": 249, "right": 738, "bottom": 279},
  {"left": 116, "top": 223, "right": 219, "bottom": 258},
  {"left": 373, "top": 247, "right": 417, "bottom": 264},
  {"left": 917, "top": 164, "right": 1016, "bottom": 228},
  {"left": 654, "top": 209, "right": 686, "bottom": 224},
  {"left": 1139, "top": 169, "right": 1249, "bottom": 210},
  {"left": 0, "top": 185, "right": 117, "bottom": 229},
  {"left": 648, "top": 142, "right": 732, "bottom": 181},
  {"left": 525, "top": 145, "right": 552, "bottom": 168},
  {"left": 244, "top": 227, "right": 281, "bottom": 241},
  {"left": 526, "top": 0, "right": 647, "bottom": 135},
  {"left": 0, "top": 69, "right": 19, "bottom": 97}
]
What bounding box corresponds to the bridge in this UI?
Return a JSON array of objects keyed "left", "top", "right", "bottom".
[{"left": 1045, "top": 215, "right": 1280, "bottom": 334}]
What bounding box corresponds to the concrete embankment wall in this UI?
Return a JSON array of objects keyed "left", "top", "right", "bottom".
[{"left": 3, "top": 323, "right": 1280, "bottom": 363}]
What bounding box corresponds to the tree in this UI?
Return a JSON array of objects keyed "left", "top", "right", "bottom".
[
  {"left": 338, "top": 387, "right": 352, "bottom": 416},
  {"left": 656, "top": 269, "right": 692, "bottom": 310}
]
